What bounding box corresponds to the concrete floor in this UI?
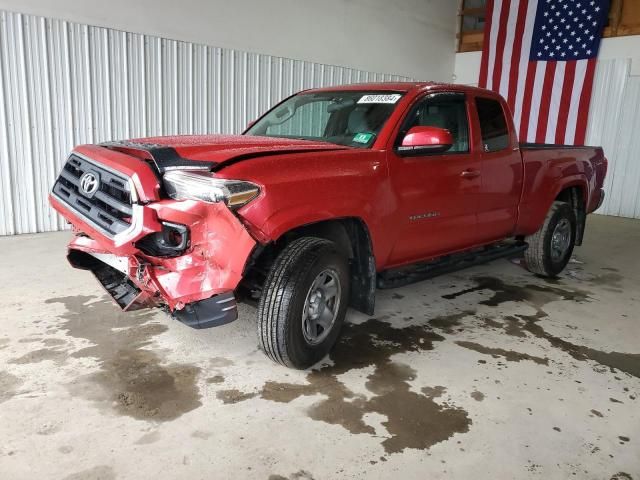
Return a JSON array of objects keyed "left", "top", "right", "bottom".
[{"left": 0, "top": 214, "right": 638, "bottom": 480}]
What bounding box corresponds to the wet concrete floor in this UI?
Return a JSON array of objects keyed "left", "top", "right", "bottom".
[{"left": 0, "top": 214, "right": 638, "bottom": 479}]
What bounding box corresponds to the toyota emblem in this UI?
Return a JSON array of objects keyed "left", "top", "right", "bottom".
[{"left": 79, "top": 172, "right": 100, "bottom": 197}]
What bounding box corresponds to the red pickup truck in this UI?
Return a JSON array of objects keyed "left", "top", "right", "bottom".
[{"left": 50, "top": 82, "right": 607, "bottom": 369}]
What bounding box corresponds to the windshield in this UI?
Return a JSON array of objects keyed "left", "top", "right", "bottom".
[{"left": 244, "top": 91, "right": 404, "bottom": 148}]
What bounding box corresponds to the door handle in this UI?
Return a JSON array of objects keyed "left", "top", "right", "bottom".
[{"left": 460, "top": 169, "right": 481, "bottom": 179}]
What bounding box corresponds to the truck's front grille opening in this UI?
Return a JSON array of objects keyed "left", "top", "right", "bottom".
[{"left": 52, "top": 154, "right": 134, "bottom": 236}]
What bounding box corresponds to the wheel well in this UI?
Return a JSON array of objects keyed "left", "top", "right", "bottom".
[
  {"left": 555, "top": 186, "right": 586, "bottom": 245},
  {"left": 240, "top": 218, "right": 376, "bottom": 315}
]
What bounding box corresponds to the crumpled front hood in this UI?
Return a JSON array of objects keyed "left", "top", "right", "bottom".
[{"left": 128, "top": 134, "right": 349, "bottom": 168}]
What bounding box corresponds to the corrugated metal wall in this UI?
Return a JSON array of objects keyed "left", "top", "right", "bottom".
[
  {"left": 0, "top": 10, "right": 412, "bottom": 236},
  {"left": 587, "top": 58, "right": 640, "bottom": 218}
]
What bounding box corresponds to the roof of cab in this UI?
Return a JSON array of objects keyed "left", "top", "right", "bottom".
[{"left": 304, "top": 81, "right": 497, "bottom": 96}]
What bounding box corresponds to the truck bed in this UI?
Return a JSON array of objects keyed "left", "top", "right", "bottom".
[{"left": 516, "top": 143, "right": 607, "bottom": 239}]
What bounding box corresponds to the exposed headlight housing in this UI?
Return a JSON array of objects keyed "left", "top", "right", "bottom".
[{"left": 163, "top": 171, "right": 260, "bottom": 208}]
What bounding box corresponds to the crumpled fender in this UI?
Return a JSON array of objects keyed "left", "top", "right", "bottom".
[{"left": 145, "top": 201, "right": 257, "bottom": 308}]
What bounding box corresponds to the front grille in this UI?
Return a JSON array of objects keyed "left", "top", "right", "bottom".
[{"left": 52, "top": 154, "right": 134, "bottom": 236}]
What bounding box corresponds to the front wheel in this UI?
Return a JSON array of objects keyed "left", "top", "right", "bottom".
[
  {"left": 524, "top": 201, "right": 576, "bottom": 277},
  {"left": 257, "top": 237, "right": 350, "bottom": 369}
]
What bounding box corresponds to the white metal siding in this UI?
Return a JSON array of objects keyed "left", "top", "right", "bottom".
[
  {"left": 0, "top": 10, "right": 411, "bottom": 236},
  {"left": 587, "top": 58, "right": 640, "bottom": 218}
]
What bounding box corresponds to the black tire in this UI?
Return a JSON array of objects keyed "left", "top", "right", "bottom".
[
  {"left": 257, "top": 237, "right": 350, "bottom": 369},
  {"left": 524, "top": 201, "right": 576, "bottom": 277}
]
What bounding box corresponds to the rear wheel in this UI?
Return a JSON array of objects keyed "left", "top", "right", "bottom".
[
  {"left": 524, "top": 201, "right": 576, "bottom": 277},
  {"left": 257, "top": 237, "right": 350, "bottom": 369}
]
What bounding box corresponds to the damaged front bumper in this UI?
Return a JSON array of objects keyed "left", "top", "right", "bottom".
[
  {"left": 58, "top": 201, "right": 256, "bottom": 328},
  {"left": 68, "top": 244, "right": 239, "bottom": 328},
  {"left": 49, "top": 146, "right": 257, "bottom": 328}
]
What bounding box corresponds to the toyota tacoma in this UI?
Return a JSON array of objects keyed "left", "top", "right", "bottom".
[{"left": 49, "top": 82, "right": 607, "bottom": 368}]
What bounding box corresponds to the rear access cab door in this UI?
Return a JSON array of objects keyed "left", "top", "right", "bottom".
[{"left": 472, "top": 94, "right": 523, "bottom": 243}]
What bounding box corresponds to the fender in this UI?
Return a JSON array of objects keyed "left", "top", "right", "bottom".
[
  {"left": 242, "top": 197, "right": 394, "bottom": 271},
  {"left": 227, "top": 148, "right": 394, "bottom": 268},
  {"left": 552, "top": 177, "right": 589, "bottom": 202},
  {"left": 517, "top": 173, "right": 589, "bottom": 236},
  {"left": 260, "top": 204, "right": 375, "bottom": 243}
]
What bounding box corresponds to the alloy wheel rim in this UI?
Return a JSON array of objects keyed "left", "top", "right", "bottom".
[
  {"left": 550, "top": 218, "right": 572, "bottom": 262},
  {"left": 302, "top": 269, "right": 341, "bottom": 346}
]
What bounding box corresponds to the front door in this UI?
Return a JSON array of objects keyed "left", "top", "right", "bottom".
[{"left": 387, "top": 92, "right": 482, "bottom": 266}]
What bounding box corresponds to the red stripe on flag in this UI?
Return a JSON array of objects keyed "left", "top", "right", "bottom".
[
  {"left": 519, "top": 61, "right": 537, "bottom": 142},
  {"left": 535, "top": 61, "right": 557, "bottom": 143},
  {"left": 506, "top": 0, "right": 529, "bottom": 112},
  {"left": 478, "top": 0, "right": 495, "bottom": 88},
  {"left": 491, "top": 1, "right": 511, "bottom": 91},
  {"left": 555, "top": 61, "right": 577, "bottom": 144},
  {"left": 574, "top": 58, "right": 597, "bottom": 146}
]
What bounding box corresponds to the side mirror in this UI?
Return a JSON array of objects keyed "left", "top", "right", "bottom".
[{"left": 397, "top": 126, "right": 453, "bottom": 156}]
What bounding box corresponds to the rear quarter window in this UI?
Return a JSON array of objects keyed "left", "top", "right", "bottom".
[{"left": 475, "top": 97, "right": 510, "bottom": 152}]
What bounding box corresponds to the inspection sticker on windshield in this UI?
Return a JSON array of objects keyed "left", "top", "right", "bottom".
[
  {"left": 353, "top": 132, "right": 374, "bottom": 144},
  {"left": 358, "top": 94, "right": 402, "bottom": 104}
]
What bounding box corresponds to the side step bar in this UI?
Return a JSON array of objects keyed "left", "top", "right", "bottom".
[{"left": 377, "top": 241, "right": 528, "bottom": 289}]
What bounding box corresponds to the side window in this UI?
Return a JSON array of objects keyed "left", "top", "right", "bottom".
[
  {"left": 475, "top": 97, "right": 510, "bottom": 152},
  {"left": 402, "top": 93, "right": 469, "bottom": 153}
]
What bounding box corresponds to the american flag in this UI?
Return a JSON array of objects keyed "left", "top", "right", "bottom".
[{"left": 479, "top": 0, "right": 610, "bottom": 145}]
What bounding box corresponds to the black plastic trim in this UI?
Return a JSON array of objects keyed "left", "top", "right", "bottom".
[
  {"left": 172, "top": 292, "right": 238, "bottom": 329},
  {"left": 67, "top": 250, "right": 141, "bottom": 309},
  {"left": 100, "top": 141, "right": 215, "bottom": 174},
  {"left": 378, "top": 241, "right": 528, "bottom": 289},
  {"left": 595, "top": 189, "right": 605, "bottom": 211},
  {"left": 135, "top": 222, "right": 190, "bottom": 258}
]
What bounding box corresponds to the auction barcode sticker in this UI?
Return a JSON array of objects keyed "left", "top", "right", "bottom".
[{"left": 358, "top": 94, "right": 402, "bottom": 104}]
